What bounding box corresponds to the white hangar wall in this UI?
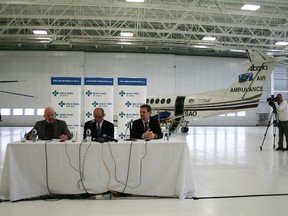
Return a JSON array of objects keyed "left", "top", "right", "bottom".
[
  {"left": 0, "top": 51, "right": 84, "bottom": 126},
  {"left": 0, "top": 50, "right": 276, "bottom": 126}
]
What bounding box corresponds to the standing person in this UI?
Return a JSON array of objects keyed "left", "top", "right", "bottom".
[
  {"left": 274, "top": 94, "right": 288, "bottom": 151},
  {"left": 131, "top": 104, "right": 163, "bottom": 140},
  {"left": 27, "top": 106, "right": 71, "bottom": 141},
  {"left": 83, "top": 107, "right": 115, "bottom": 140}
]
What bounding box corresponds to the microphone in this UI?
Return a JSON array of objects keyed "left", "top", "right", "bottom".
[
  {"left": 86, "top": 129, "right": 92, "bottom": 142},
  {"left": 103, "top": 134, "right": 118, "bottom": 142},
  {"left": 32, "top": 129, "right": 37, "bottom": 142},
  {"left": 124, "top": 119, "right": 136, "bottom": 141}
]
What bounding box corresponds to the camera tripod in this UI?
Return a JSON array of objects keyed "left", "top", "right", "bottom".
[{"left": 259, "top": 110, "right": 278, "bottom": 150}]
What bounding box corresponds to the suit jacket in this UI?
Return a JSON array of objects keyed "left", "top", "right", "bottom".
[
  {"left": 130, "top": 118, "right": 163, "bottom": 139},
  {"left": 83, "top": 119, "right": 115, "bottom": 139},
  {"left": 27, "top": 119, "right": 72, "bottom": 140}
]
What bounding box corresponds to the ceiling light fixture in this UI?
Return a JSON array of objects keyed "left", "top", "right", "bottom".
[
  {"left": 275, "top": 41, "right": 288, "bottom": 46},
  {"left": 193, "top": 45, "right": 209, "bottom": 49},
  {"left": 35, "top": 37, "right": 51, "bottom": 40},
  {"left": 39, "top": 40, "right": 50, "bottom": 43},
  {"left": 241, "top": 4, "right": 261, "bottom": 11},
  {"left": 33, "top": 30, "right": 48, "bottom": 35},
  {"left": 126, "top": 0, "right": 145, "bottom": 2},
  {"left": 202, "top": 36, "right": 216, "bottom": 41},
  {"left": 229, "top": 49, "right": 246, "bottom": 53},
  {"left": 120, "top": 32, "right": 134, "bottom": 37},
  {"left": 119, "top": 42, "right": 132, "bottom": 45}
]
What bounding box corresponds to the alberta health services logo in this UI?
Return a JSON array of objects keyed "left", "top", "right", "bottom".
[
  {"left": 125, "top": 101, "right": 143, "bottom": 108},
  {"left": 118, "top": 111, "right": 138, "bottom": 119},
  {"left": 58, "top": 101, "right": 80, "bottom": 108},
  {"left": 119, "top": 90, "right": 140, "bottom": 97},
  {"left": 52, "top": 90, "right": 74, "bottom": 97},
  {"left": 86, "top": 111, "right": 93, "bottom": 118},
  {"left": 86, "top": 90, "right": 107, "bottom": 97},
  {"left": 91, "top": 101, "right": 112, "bottom": 107}
]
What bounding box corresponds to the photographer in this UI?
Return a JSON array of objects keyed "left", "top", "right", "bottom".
[{"left": 273, "top": 94, "right": 288, "bottom": 151}]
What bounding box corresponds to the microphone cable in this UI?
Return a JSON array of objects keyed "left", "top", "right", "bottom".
[
  {"left": 100, "top": 141, "right": 115, "bottom": 193},
  {"left": 78, "top": 140, "right": 92, "bottom": 194},
  {"left": 107, "top": 140, "right": 148, "bottom": 193},
  {"left": 64, "top": 141, "right": 80, "bottom": 173},
  {"left": 44, "top": 140, "right": 56, "bottom": 196}
]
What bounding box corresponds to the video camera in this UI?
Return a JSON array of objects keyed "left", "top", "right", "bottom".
[
  {"left": 267, "top": 95, "right": 277, "bottom": 112},
  {"left": 266, "top": 95, "right": 277, "bottom": 103}
]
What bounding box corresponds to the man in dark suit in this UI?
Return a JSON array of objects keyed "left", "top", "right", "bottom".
[
  {"left": 131, "top": 104, "right": 163, "bottom": 139},
  {"left": 83, "top": 107, "right": 115, "bottom": 140},
  {"left": 27, "top": 107, "right": 71, "bottom": 141}
]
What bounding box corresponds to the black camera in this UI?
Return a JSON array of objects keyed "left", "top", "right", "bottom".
[{"left": 266, "top": 95, "right": 277, "bottom": 103}]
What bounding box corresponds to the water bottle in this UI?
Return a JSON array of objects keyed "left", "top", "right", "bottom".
[
  {"left": 32, "top": 129, "right": 37, "bottom": 142},
  {"left": 72, "top": 130, "right": 77, "bottom": 142},
  {"left": 163, "top": 125, "right": 169, "bottom": 141},
  {"left": 86, "top": 129, "right": 92, "bottom": 142}
]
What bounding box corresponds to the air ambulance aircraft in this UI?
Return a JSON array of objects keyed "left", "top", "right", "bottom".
[{"left": 147, "top": 49, "right": 287, "bottom": 133}]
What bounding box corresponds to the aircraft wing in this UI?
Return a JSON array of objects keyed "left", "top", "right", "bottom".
[
  {"left": 0, "top": 91, "right": 37, "bottom": 98},
  {"left": 0, "top": 80, "right": 24, "bottom": 83}
]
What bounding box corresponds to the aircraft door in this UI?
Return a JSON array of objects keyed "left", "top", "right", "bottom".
[
  {"left": 169, "top": 96, "right": 186, "bottom": 132},
  {"left": 175, "top": 96, "right": 186, "bottom": 116}
]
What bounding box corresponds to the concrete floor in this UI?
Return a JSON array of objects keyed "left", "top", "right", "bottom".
[{"left": 1, "top": 126, "right": 288, "bottom": 216}]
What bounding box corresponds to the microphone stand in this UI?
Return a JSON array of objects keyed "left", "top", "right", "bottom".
[{"left": 124, "top": 121, "right": 136, "bottom": 141}]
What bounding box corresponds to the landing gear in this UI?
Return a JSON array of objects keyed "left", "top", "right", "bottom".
[
  {"left": 181, "top": 127, "right": 189, "bottom": 133},
  {"left": 181, "top": 121, "right": 189, "bottom": 133}
]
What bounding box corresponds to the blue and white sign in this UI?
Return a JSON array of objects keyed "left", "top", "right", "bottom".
[
  {"left": 117, "top": 77, "right": 147, "bottom": 140},
  {"left": 51, "top": 77, "right": 82, "bottom": 131},
  {"left": 84, "top": 77, "right": 114, "bottom": 124}
]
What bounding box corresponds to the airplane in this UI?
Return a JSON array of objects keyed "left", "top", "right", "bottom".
[{"left": 147, "top": 49, "right": 288, "bottom": 133}]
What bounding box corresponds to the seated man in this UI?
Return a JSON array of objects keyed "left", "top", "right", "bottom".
[
  {"left": 83, "top": 107, "right": 115, "bottom": 140},
  {"left": 131, "top": 104, "right": 163, "bottom": 139},
  {"left": 27, "top": 106, "right": 71, "bottom": 141}
]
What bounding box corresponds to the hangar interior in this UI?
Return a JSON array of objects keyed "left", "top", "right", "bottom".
[
  {"left": 1, "top": 1, "right": 288, "bottom": 216},
  {"left": 0, "top": 0, "right": 288, "bottom": 127},
  {"left": 0, "top": 50, "right": 287, "bottom": 127}
]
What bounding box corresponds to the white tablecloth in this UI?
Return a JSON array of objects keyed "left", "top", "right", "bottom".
[{"left": 0, "top": 138, "right": 195, "bottom": 201}]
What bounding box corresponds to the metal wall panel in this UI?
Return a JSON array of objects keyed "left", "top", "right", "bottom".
[
  {"left": 1, "top": 50, "right": 283, "bottom": 127},
  {"left": 84, "top": 52, "right": 176, "bottom": 96},
  {"left": 0, "top": 51, "right": 84, "bottom": 126}
]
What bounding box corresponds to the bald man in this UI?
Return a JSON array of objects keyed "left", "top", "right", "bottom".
[
  {"left": 83, "top": 107, "right": 114, "bottom": 140},
  {"left": 27, "top": 107, "right": 71, "bottom": 141}
]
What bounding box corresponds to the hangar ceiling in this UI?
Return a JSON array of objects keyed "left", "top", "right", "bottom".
[{"left": 0, "top": 0, "right": 287, "bottom": 57}]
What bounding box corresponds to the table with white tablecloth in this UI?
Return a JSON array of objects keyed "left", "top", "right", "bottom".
[{"left": 0, "top": 138, "right": 195, "bottom": 201}]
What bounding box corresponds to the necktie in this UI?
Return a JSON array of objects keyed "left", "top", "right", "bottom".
[
  {"left": 97, "top": 123, "right": 101, "bottom": 135},
  {"left": 47, "top": 124, "right": 54, "bottom": 139},
  {"left": 144, "top": 122, "right": 148, "bottom": 131}
]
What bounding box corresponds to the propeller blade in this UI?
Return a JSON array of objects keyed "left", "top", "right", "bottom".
[
  {"left": 0, "top": 80, "right": 24, "bottom": 83},
  {"left": 0, "top": 91, "right": 37, "bottom": 98}
]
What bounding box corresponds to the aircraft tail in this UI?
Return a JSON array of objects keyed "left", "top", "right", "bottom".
[{"left": 223, "top": 49, "right": 280, "bottom": 100}]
